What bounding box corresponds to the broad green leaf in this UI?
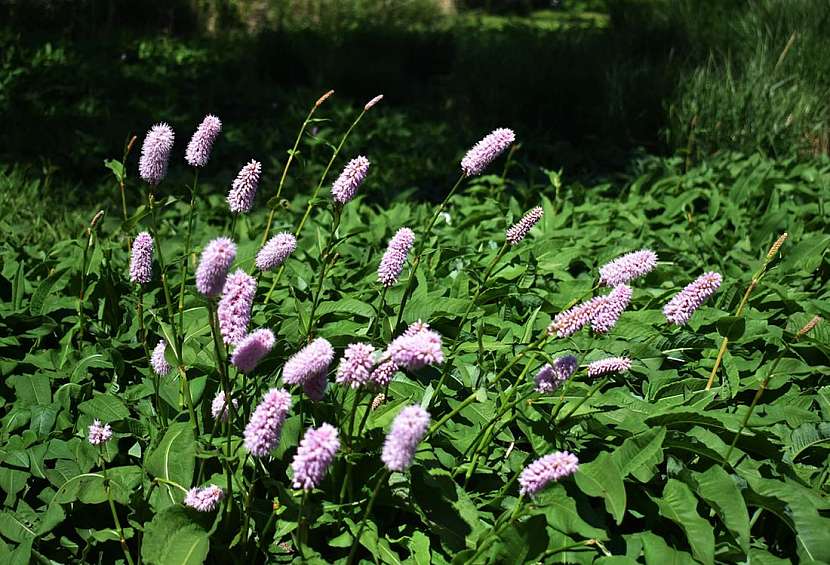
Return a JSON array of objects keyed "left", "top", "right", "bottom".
[
  {"left": 141, "top": 506, "right": 209, "bottom": 565},
  {"left": 78, "top": 393, "right": 130, "bottom": 421},
  {"left": 145, "top": 422, "right": 195, "bottom": 506},
  {"left": 575, "top": 452, "right": 627, "bottom": 525},
  {"left": 650, "top": 479, "right": 714, "bottom": 564},
  {"left": 687, "top": 466, "right": 749, "bottom": 551}
]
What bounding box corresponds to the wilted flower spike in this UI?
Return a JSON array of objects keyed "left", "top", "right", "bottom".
[
  {"left": 461, "top": 128, "right": 516, "bottom": 177},
  {"left": 196, "top": 237, "right": 237, "bottom": 297},
  {"left": 378, "top": 227, "right": 416, "bottom": 287},
  {"left": 599, "top": 249, "right": 658, "bottom": 287},
  {"left": 139, "top": 123, "right": 174, "bottom": 185},
  {"left": 244, "top": 388, "right": 292, "bottom": 457},
  {"left": 587, "top": 356, "right": 632, "bottom": 377},
  {"left": 534, "top": 355, "right": 578, "bottom": 393},
  {"left": 151, "top": 340, "right": 172, "bottom": 376},
  {"left": 519, "top": 451, "right": 579, "bottom": 496},
  {"left": 227, "top": 159, "right": 261, "bottom": 214},
  {"left": 796, "top": 315, "right": 822, "bottom": 339},
  {"left": 381, "top": 405, "right": 431, "bottom": 472},
  {"left": 291, "top": 423, "right": 340, "bottom": 490},
  {"left": 506, "top": 206, "right": 544, "bottom": 245},
  {"left": 663, "top": 272, "right": 722, "bottom": 325},
  {"left": 231, "top": 329, "right": 275, "bottom": 373},
  {"left": 185, "top": 114, "right": 222, "bottom": 167},
  {"left": 364, "top": 94, "right": 383, "bottom": 111},
  {"left": 256, "top": 233, "right": 297, "bottom": 271},
  {"left": 590, "top": 284, "right": 633, "bottom": 334},
  {"left": 211, "top": 391, "right": 238, "bottom": 421},
  {"left": 371, "top": 393, "right": 386, "bottom": 410},
  {"left": 283, "top": 338, "right": 334, "bottom": 385},
  {"left": 88, "top": 419, "right": 112, "bottom": 446},
  {"left": 336, "top": 343, "right": 376, "bottom": 388},
  {"left": 766, "top": 232, "right": 788, "bottom": 260},
  {"left": 217, "top": 270, "right": 256, "bottom": 346},
  {"left": 369, "top": 360, "right": 399, "bottom": 387},
  {"left": 387, "top": 328, "right": 444, "bottom": 370},
  {"left": 129, "top": 232, "right": 154, "bottom": 284},
  {"left": 184, "top": 485, "right": 224, "bottom": 512},
  {"left": 332, "top": 156, "right": 370, "bottom": 205}
]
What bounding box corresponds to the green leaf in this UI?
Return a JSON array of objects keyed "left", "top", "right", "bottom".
[
  {"left": 575, "top": 452, "right": 627, "bottom": 524},
  {"left": 785, "top": 422, "right": 830, "bottom": 462},
  {"left": 611, "top": 427, "right": 666, "bottom": 481},
  {"left": 650, "top": 479, "right": 714, "bottom": 564},
  {"left": 141, "top": 506, "right": 209, "bottom": 565},
  {"left": 716, "top": 316, "right": 746, "bottom": 340},
  {"left": 145, "top": 422, "right": 195, "bottom": 506},
  {"left": 78, "top": 393, "right": 130, "bottom": 421},
  {"left": 687, "top": 466, "right": 750, "bottom": 551}
]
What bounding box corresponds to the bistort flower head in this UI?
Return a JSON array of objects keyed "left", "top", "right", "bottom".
[
  {"left": 185, "top": 114, "right": 221, "bottom": 167},
  {"left": 403, "top": 320, "right": 430, "bottom": 337},
  {"left": 332, "top": 156, "right": 370, "bottom": 205},
  {"left": 548, "top": 297, "right": 603, "bottom": 338},
  {"left": 599, "top": 249, "right": 658, "bottom": 287},
  {"left": 227, "top": 159, "right": 261, "bottom": 214},
  {"left": 371, "top": 392, "right": 386, "bottom": 410},
  {"left": 381, "top": 405, "right": 431, "bottom": 472},
  {"left": 534, "top": 355, "right": 578, "bottom": 393},
  {"left": 587, "top": 356, "right": 632, "bottom": 377},
  {"left": 231, "top": 329, "right": 275, "bottom": 373},
  {"left": 196, "top": 237, "right": 237, "bottom": 297},
  {"left": 461, "top": 127, "right": 516, "bottom": 177},
  {"left": 210, "top": 390, "right": 238, "bottom": 421},
  {"left": 506, "top": 206, "right": 543, "bottom": 245},
  {"left": 88, "top": 419, "right": 112, "bottom": 446},
  {"left": 336, "top": 343, "right": 376, "bottom": 388},
  {"left": 256, "top": 232, "right": 297, "bottom": 272},
  {"left": 369, "top": 360, "right": 399, "bottom": 387},
  {"left": 139, "top": 123, "right": 174, "bottom": 185},
  {"left": 663, "top": 271, "right": 722, "bottom": 325},
  {"left": 387, "top": 328, "right": 444, "bottom": 371},
  {"left": 364, "top": 94, "right": 383, "bottom": 111},
  {"left": 590, "top": 284, "right": 633, "bottom": 334},
  {"left": 151, "top": 340, "right": 172, "bottom": 376},
  {"left": 217, "top": 270, "right": 256, "bottom": 346},
  {"left": 378, "top": 227, "right": 415, "bottom": 287},
  {"left": 519, "top": 451, "right": 579, "bottom": 496},
  {"left": 129, "top": 232, "right": 154, "bottom": 284},
  {"left": 283, "top": 337, "right": 334, "bottom": 385},
  {"left": 184, "top": 485, "right": 224, "bottom": 512},
  {"left": 303, "top": 371, "right": 328, "bottom": 401},
  {"left": 291, "top": 423, "right": 340, "bottom": 490},
  {"left": 244, "top": 388, "right": 292, "bottom": 457}
]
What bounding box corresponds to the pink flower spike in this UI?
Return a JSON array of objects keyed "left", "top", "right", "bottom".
[
  {"left": 184, "top": 485, "right": 224, "bottom": 512},
  {"left": 211, "top": 391, "right": 238, "bottom": 421},
  {"left": 331, "top": 156, "right": 370, "bottom": 205},
  {"left": 291, "top": 423, "right": 340, "bottom": 490},
  {"left": 151, "top": 340, "right": 172, "bottom": 376},
  {"left": 244, "top": 388, "right": 292, "bottom": 457},
  {"left": 663, "top": 272, "right": 722, "bottom": 325},
  {"left": 506, "top": 206, "right": 543, "bottom": 245},
  {"left": 590, "top": 284, "right": 633, "bottom": 334},
  {"left": 461, "top": 128, "right": 515, "bottom": 177},
  {"left": 139, "top": 123, "right": 174, "bottom": 186},
  {"left": 283, "top": 338, "right": 334, "bottom": 385},
  {"left": 519, "top": 451, "right": 579, "bottom": 496},
  {"left": 599, "top": 249, "right": 658, "bottom": 287},
  {"left": 256, "top": 232, "right": 297, "bottom": 272},
  {"left": 88, "top": 419, "right": 112, "bottom": 446},
  {"left": 217, "top": 270, "right": 256, "bottom": 346},
  {"left": 227, "top": 159, "right": 261, "bottom": 214},
  {"left": 336, "top": 343, "right": 376, "bottom": 389},
  {"left": 364, "top": 94, "right": 383, "bottom": 111},
  {"left": 231, "top": 329, "right": 275, "bottom": 373},
  {"left": 387, "top": 328, "right": 444, "bottom": 371},
  {"left": 378, "top": 227, "right": 415, "bottom": 287},
  {"left": 586, "top": 356, "right": 632, "bottom": 377},
  {"left": 381, "top": 405, "right": 430, "bottom": 472},
  {"left": 369, "top": 360, "right": 399, "bottom": 388},
  {"left": 185, "top": 114, "right": 221, "bottom": 167},
  {"left": 196, "top": 237, "right": 237, "bottom": 297},
  {"left": 129, "top": 232, "right": 154, "bottom": 284}
]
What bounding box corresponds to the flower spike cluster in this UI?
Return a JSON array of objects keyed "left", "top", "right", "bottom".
[
  {"left": 382, "top": 405, "right": 431, "bottom": 472},
  {"left": 519, "top": 451, "right": 579, "bottom": 496},
  {"left": 231, "top": 329, "right": 275, "bottom": 373},
  {"left": 506, "top": 206, "right": 543, "bottom": 245},
  {"left": 228, "top": 159, "right": 261, "bottom": 214},
  {"left": 534, "top": 355, "right": 578, "bottom": 393},
  {"left": 244, "top": 388, "right": 292, "bottom": 457},
  {"left": 332, "top": 156, "right": 370, "bottom": 205},
  {"left": 196, "top": 237, "right": 237, "bottom": 297},
  {"left": 590, "top": 284, "right": 633, "bottom": 334},
  {"left": 291, "top": 423, "right": 340, "bottom": 490},
  {"left": 211, "top": 391, "right": 238, "bottom": 421},
  {"left": 587, "top": 356, "right": 632, "bottom": 377},
  {"left": 663, "top": 272, "right": 722, "bottom": 325},
  {"left": 184, "top": 485, "right": 224, "bottom": 512},
  {"left": 386, "top": 326, "right": 444, "bottom": 370},
  {"left": 88, "top": 420, "right": 112, "bottom": 446},
  {"left": 185, "top": 114, "right": 221, "bottom": 167},
  {"left": 139, "top": 123, "right": 174, "bottom": 185},
  {"left": 217, "top": 270, "right": 256, "bottom": 346},
  {"left": 336, "top": 343, "right": 376, "bottom": 388},
  {"left": 151, "top": 340, "right": 171, "bottom": 376},
  {"left": 283, "top": 338, "right": 334, "bottom": 385},
  {"left": 378, "top": 227, "right": 415, "bottom": 287},
  {"left": 256, "top": 232, "right": 297, "bottom": 271},
  {"left": 461, "top": 128, "right": 516, "bottom": 177},
  {"left": 129, "top": 232, "right": 154, "bottom": 284},
  {"left": 599, "top": 249, "right": 658, "bottom": 287}
]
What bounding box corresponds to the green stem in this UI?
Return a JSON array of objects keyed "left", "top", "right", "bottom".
[
  {"left": 305, "top": 208, "right": 341, "bottom": 338},
  {"left": 466, "top": 497, "right": 525, "bottom": 564},
  {"left": 177, "top": 169, "right": 199, "bottom": 341},
  {"left": 725, "top": 356, "right": 783, "bottom": 462},
  {"left": 346, "top": 470, "right": 389, "bottom": 565},
  {"left": 102, "top": 458, "right": 135, "bottom": 565},
  {"left": 557, "top": 375, "right": 609, "bottom": 424},
  {"left": 426, "top": 390, "right": 479, "bottom": 439},
  {"left": 394, "top": 174, "right": 466, "bottom": 332},
  {"left": 371, "top": 285, "right": 388, "bottom": 342}
]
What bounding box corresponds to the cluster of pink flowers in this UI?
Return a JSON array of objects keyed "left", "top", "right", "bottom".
[
  {"left": 291, "top": 423, "right": 340, "bottom": 490},
  {"left": 599, "top": 249, "right": 658, "bottom": 287},
  {"left": 506, "top": 206, "right": 543, "bottom": 245},
  {"left": 151, "top": 340, "right": 172, "bottom": 376},
  {"left": 139, "top": 123, "right": 174, "bottom": 185},
  {"left": 210, "top": 390, "right": 238, "bottom": 421},
  {"left": 534, "top": 355, "right": 578, "bottom": 393},
  {"left": 217, "top": 270, "right": 256, "bottom": 346},
  {"left": 590, "top": 284, "right": 633, "bottom": 334},
  {"left": 227, "top": 159, "right": 261, "bottom": 214},
  {"left": 378, "top": 227, "right": 415, "bottom": 287},
  {"left": 381, "top": 405, "right": 431, "bottom": 471},
  {"left": 196, "top": 237, "right": 237, "bottom": 297},
  {"left": 256, "top": 232, "right": 297, "bottom": 272},
  {"left": 664, "top": 272, "right": 722, "bottom": 325},
  {"left": 129, "top": 232, "right": 154, "bottom": 284},
  {"left": 331, "top": 156, "right": 370, "bottom": 205},
  {"left": 283, "top": 338, "right": 334, "bottom": 387},
  {"left": 184, "top": 485, "right": 224, "bottom": 512},
  {"left": 244, "top": 388, "right": 292, "bottom": 457},
  {"left": 461, "top": 128, "right": 516, "bottom": 177},
  {"left": 185, "top": 114, "right": 221, "bottom": 168},
  {"left": 336, "top": 343, "right": 376, "bottom": 388},
  {"left": 586, "top": 356, "right": 632, "bottom": 377},
  {"left": 231, "top": 328, "right": 275, "bottom": 373},
  {"left": 519, "top": 451, "right": 579, "bottom": 496},
  {"left": 88, "top": 420, "right": 112, "bottom": 446}
]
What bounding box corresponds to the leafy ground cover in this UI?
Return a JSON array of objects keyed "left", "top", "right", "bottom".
[{"left": 0, "top": 101, "right": 829, "bottom": 565}]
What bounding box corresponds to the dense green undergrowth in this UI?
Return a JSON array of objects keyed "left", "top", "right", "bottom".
[{"left": 0, "top": 134, "right": 829, "bottom": 564}]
